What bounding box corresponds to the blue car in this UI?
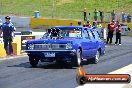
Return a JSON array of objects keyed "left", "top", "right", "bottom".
[{"left": 25, "top": 26, "right": 105, "bottom": 67}]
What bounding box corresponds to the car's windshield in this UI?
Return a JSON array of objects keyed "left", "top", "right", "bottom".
[
  {"left": 61, "top": 29, "right": 82, "bottom": 38},
  {"left": 42, "top": 27, "right": 82, "bottom": 39}
]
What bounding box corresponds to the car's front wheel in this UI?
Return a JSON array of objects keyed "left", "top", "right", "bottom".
[
  {"left": 29, "top": 56, "right": 39, "bottom": 67},
  {"left": 72, "top": 49, "right": 82, "bottom": 67}
]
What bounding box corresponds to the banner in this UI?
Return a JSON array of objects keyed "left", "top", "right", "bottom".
[{"left": 21, "top": 36, "right": 35, "bottom": 50}]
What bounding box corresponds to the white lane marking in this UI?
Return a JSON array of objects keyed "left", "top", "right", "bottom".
[
  {"left": 77, "top": 84, "right": 129, "bottom": 88},
  {"left": 109, "top": 64, "right": 132, "bottom": 74},
  {"left": 76, "top": 64, "right": 132, "bottom": 88}
]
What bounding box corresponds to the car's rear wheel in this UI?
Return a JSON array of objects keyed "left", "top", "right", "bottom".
[
  {"left": 93, "top": 50, "right": 100, "bottom": 64},
  {"left": 29, "top": 56, "right": 39, "bottom": 67},
  {"left": 72, "top": 49, "right": 82, "bottom": 67}
]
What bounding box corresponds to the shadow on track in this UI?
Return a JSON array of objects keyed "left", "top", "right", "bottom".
[
  {"left": 39, "top": 62, "right": 76, "bottom": 69},
  {"left": 7, "top": 62, "right": 31, "bottom": 68},
  {"left": 7, "top": 62, "right": 77, "bottom": 69}
]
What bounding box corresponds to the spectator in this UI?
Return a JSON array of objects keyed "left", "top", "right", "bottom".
[
  {"left": 127, "top": 13, "right": 131, "bottom": 23},
  {"left": 97, "top": 22, "right": 103, "bottom": 36},
  {"left": 88, "top": 13, "right": 91, "bottom": 20},
  {"left": 70, "top": 22, "right": 73, "bottom": 26},
  {"left": 101, "top": 27, "right": 107, "bottom": 40},
  {"left": 92, "top": 22, "right": 97, "bottom": 29},
  {"left": 83, "top": 23, "right": 86, "bottom": 27},
  {"left": 97, "top": 22, "right": 102, "bottom": 29},
  {"left": 0, "top": 19, "right": 2, "bottom": 38},
  {"left": 106, "top": 20, "right": 115, "bottom": 44},
  {"left": 115, "top": 21, "right": 121, "bottom": 45},
  {"left": 111, "top": 10, "right": 116, "bottom": 21},
  {"left": 0, "top": 19, "right": 2, "bottom": 26},
  {"left": 128, "top": 27, "right": 131, "bottom": 31},
  {"left": 94, "top": 9, "right": 98, "bottom": 21},
  {"left": 122, "top": 12, "right": 125, "bottom": 23},
  {"left": 99, "top": 11, "right": 104, "bottom": 22},
  {"left": 0, "top": 16, "right": 16, "bottom": 56},
  {"left": 86, "top": 20, "right": 91, "bottom": 28},
  {"left": 84, "top": 8, "right": 87, "bottom": 21},
  {"left": 78, "top": 21, "right": 82, "bottom": 26}
]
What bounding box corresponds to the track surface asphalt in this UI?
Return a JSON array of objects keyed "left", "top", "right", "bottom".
[{"left": 0, "top": 36, "right": 132, "bottom": 88}]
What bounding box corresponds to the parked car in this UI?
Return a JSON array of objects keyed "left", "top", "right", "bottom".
[
  {"left": 25, "top": 26, "right": 105, "bottom": 67},
  {"left": 120, "top": 24, "right": 130, "bottom": 34}
]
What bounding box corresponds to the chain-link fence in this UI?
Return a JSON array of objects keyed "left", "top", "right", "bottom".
[{"left": 0, "top": 0, "right": 131, "bottom": 22}]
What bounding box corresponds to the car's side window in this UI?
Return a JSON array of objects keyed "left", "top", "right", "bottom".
[
  {"left": 90, "top": 30, "right": 99, "bottom": 39},
  {"left": 87, "top": 30, "right": 94, "bottom": 40},
  {"left": 83, "top": 29, "right": 90, "bottom": 39},
  {"left": 90, "top": 30, "right": 96, "bottom": 39},
  {"left": 94, "top": 30, "right": 101, "bottom": 39}
]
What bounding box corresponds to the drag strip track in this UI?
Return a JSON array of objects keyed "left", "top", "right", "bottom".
[
  {"left": 0, "top": 36, "right": 132, "bottom": 88},
  {"left": 101, "top": 44, "right": 132, "bottom": 62}
]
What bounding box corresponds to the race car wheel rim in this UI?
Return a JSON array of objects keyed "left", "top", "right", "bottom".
[
  {"left": 95, "top": 51, "right": 100, "bottom": 63},
  {"left": 77, "top": 49, "right": 81, "bottom": 66}
]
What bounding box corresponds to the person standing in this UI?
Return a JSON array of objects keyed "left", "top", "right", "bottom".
[
  {"left": 70, "top": 22, "right": 73, "bottom": 26},
  {"left": 121, "top": 12, "right": 125, "bottom": 23},
  {"left": 86, "top": 20, "right": 91, "bottom": 28},
  {"left": 84, "top": 8, "right": 87, "bottom": 21},
  {"left": 78, "top": 21, "right": 82, "bottom": 26},
  {"left": 115, "top": 21, "right": 121, "bottom": 45},
  {"left": 99, "top": 11, "right": 104, "bottom": 22},
  {"left": 94, "top": 9, "right": 98, "bottom": 21},
  {"left": 0, "top": 19, "right": 2, "bottom": 26},
  {"left": 92, "top": 22, "right": 97, "bottom": 29},
  {"left": 0, "top": 16, "right": 16, "bottom": 55},
  {"left": 97, "top": 22, "right": 102, "bottom": 29},
  {"left": 106, "top": 20, "right": 115, "bottom": 44},
  {"left": 111, "top": 10, "right": 116, "bottom": 21},
  {"left": 0, "top": 19, "right": 2, "bottom": 38},
  {"left": 83, "top": 23, "right": 86, "bottom": 27},
  {"left": 127, "top": 13, "right": 131, "bottom": 23}
]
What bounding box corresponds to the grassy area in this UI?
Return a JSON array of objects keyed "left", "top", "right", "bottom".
[{"left": 0, "top": 0, "right": 132, "bottom": 20}]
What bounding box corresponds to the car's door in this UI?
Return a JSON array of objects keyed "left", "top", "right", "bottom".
[
  {"left": 92, "top": 29, "right": 105, "bottom": 55},
  {"left": 86, "top": 29, "right": 98, "bottom": 56},
  {"left": 81, "top": 28, "right": 93, "bottom": 58}
]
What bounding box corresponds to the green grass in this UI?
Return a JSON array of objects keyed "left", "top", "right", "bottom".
[{"left": 0, "top": 0, "right": 132, "bottom": 20}]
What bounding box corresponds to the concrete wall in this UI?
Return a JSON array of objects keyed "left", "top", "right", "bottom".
[
  {"left": 30, "top": 18, "right": 132, "bottom": 31},
  {"left": 0, "top": 16, "right": 131, "bottom": 32},
  {"left": 30, "top": 17, "right": 85, "bottom": 29}
]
